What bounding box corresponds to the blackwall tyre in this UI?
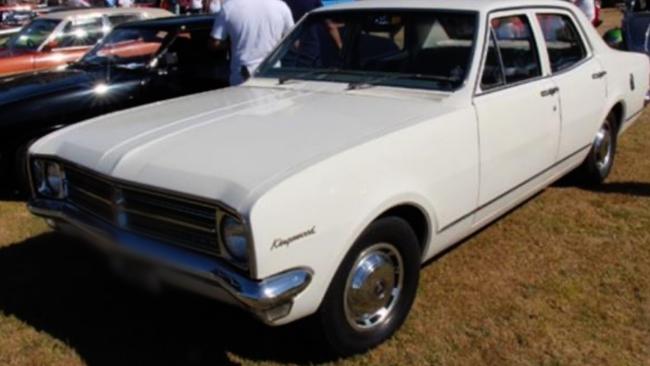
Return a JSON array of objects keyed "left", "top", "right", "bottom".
[{"left": 317, "top": 216, "right": 421, "bottom": 356}]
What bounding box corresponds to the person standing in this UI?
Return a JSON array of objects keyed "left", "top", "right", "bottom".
[
  {"left": 210, "top": 0, "right": 294, "bottom": 85},
  {"left": 283, "top": 0, "right": 322, "bottom": 22},
  {"left": 207, "top": 0, "right": 221, "bottom": 13},
  {"left": 189, "top": 0, "right": 202, "bottom": 14}
]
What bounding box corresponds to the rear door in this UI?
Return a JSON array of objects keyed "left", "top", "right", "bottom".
[
  {"left": 473, "top": 12, "right": 561, "bottom": 211},
  {"left": 534, "top": 10, "right": 607, "bottom": 158}
]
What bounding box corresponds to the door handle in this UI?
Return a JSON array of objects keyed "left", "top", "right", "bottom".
[
  {"left": 540, "top": 87, "right": 559, "bottom": 97},
  {"left": 592, "top": 71, "right": 607, "bottom": 79}
]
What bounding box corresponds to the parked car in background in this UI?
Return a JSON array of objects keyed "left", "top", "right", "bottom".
[
  {"left": 603, "top": 0, "right": 650, "bottom": 53},
  {"left": 0, "top": 26, "right": 17, "bottom": 46},
  {"left": 0, "top": 15, "right": 228, "bottom": 192},
  {"left": 27, "top": 0, "right": 649, "bottom": 356},
  {"left": 0, "top": 7, "right": 171, "bottom": 76},
  {"left": 0, "top": 4, "right": 37, "bottom": 29}
]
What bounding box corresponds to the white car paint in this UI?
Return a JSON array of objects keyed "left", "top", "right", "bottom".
[{"left": 29, "top": 0, "right": 649, "bottom": 325}]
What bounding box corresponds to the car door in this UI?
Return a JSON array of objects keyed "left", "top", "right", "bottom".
[
  {"left": 33, "top": 16, "right": 104, "bottom": 71},
  {"left": 472, "top": 12, "right": 561, "bottom": 216},
  {"left": 535, "top": 10, "right": 607, "bottom": 158}
]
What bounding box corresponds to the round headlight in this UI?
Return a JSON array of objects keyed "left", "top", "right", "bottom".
[
  {"left": 220, "top": 215, "right": 249, "bottom": 264},
  {"left": 34, "top": 160, "right": 65, "bottom": 198}
]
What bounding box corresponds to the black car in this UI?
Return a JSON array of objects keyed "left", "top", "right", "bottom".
[{"left": 0, "top": 14, "right": 229, "bottom": 192}]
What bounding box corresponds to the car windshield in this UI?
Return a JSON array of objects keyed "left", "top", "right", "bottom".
[
  {"left": 257, "top": 10, "right": 478, "bottom": 91},
  {"left": 80, "top": 27, "right": 169, "bottom": 69},
  {"left": 9, "top": 18, "right": 60, "bottom": 50}
]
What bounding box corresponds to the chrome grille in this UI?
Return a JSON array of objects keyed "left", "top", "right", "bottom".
[{"left": 64, "top": 165, "right": 220, "bottom": 257}]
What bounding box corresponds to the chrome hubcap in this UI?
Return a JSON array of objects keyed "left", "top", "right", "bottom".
[
  {"left": 343, "top": 243, "right": 403, "bottom": 330},
  {"left": 593, "top": 123, "right": 612, "bottom": 174}
]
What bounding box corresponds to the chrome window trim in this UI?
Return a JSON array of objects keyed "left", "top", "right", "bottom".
[
  {"left": 256, "top": 7, "right": 481, "bottom": 93},
  {"left": 473, "top": 5, "right": 596, "bottom": 97},
  {"left": 534, "top": 10, "right": 592, "bottom": 76}
]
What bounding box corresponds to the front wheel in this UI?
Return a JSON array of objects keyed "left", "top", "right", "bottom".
[
  {"left": 576, "top": 113, "right": 617, "bottom": 186},
  {"left": 317, "top": 217, "right": 420, "bottom": 356}
]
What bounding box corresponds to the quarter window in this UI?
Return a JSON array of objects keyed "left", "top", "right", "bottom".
[
  {"left": 537, "top": 13, "right": 586, "bottom": 72},
  {"left": 57, "top": 17, "right": 104, "bottom": 48},
  {"left": 490, "top": 15, "right": 541, "bottom": 84},
  {"left": 107, "top": 14, "right": 141, "bottom": 27},
  {"left": 480, "top": 30, "right": 505, "bottom": 90}
]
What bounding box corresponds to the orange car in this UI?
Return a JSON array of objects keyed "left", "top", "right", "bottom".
[{"left": 0, "top": 7, "right": 171, "bottom": 76}]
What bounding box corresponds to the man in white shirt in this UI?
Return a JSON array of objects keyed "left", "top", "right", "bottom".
[{"left": 211, "top": 0, "right": 294, "bottom": 85}]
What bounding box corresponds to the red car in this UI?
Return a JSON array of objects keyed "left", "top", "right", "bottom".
[{"left": 0, "top": 7, "right": 170, "bottom": 76}]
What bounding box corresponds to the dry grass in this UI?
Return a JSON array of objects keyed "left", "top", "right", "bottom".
[{"left": 1, "top": 10, "right": 649, "bottom": 366}]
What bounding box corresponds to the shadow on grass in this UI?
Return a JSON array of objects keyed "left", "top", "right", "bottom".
[
  {"left": 0, "top": 233, "right": 331, "bottom": 366},
  {"left": 0, "top": 184, "right": 24, "bottom": 202},
  {"left": 588, "top": 181, "right": 650, "bottom": 197},
  {"left": 552, "top": 175, "right": 650, "bottom": 198}
]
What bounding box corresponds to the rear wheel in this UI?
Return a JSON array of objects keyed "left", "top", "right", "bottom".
[
  {"left": 317, "top": 217, "right": 420, "bottom": 356},
  {"left": 577, "top": 112, "right": 617, "bottom": 186}
]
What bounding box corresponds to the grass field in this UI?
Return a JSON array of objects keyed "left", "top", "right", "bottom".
[{"left": 1, "top": 9, "right": 649, "bottom": 366}]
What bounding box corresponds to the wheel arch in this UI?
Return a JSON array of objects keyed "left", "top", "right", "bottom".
[
  {"left": 610, "top": 100, "right": 625, "bottom": 133},
  {"left": 376, "top": 203, "right": 431, "bottom": 259}
]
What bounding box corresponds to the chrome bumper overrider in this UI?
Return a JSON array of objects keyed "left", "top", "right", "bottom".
[{"left": 28, "top": 199, "right": 312, "bottom": 324}]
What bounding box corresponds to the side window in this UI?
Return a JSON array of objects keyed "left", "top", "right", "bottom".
[
  {"left": 537, "top": 13, "right": 586, "bottom": 72},
  {"left": 491, "top": 15, "right": 541, "bottom": 84},
  {"left": 107, "top": 14, "right": 140, "bottom": 28},
  {"left": 57, "top": 17, "right": 104, "bottom": 48},
  {"left": 480, "top": 30, "right": 505, "bottom": 90}
]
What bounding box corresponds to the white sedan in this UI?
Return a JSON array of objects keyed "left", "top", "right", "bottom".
[{"left": 27, "top": 0, "right": 649, "bottom": 355}]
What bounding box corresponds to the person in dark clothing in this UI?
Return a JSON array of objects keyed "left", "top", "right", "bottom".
[
  {"left": 282, "top": 0, "right": 344, "bottom": 68},
  {"left": 284, "top": 0, "right": 322, "bottom": 22}
]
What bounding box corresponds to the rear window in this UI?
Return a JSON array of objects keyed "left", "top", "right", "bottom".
[{"left": 537, "top": 13, "right": 586, "bottom": 72}]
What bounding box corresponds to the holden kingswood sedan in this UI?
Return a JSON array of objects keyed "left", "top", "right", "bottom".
[{"left": 27, "top": 0, "right": 650, "bottom": 355}]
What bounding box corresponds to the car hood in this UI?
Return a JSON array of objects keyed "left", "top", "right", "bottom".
[
  {"left": 32, "top": 83, "right": 453, "bottom": 212},
  {"left": 0, "top": 68, "right": 96, "bottom": 106}
]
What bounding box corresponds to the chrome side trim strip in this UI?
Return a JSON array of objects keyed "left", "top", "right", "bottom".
[{"left": 438, "top": 143, "right": 591, "bottom": 233}]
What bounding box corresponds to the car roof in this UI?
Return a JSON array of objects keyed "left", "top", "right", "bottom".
[
  {"left": 316, "top": 0, "right": 572, "bottom": 13},
  {"left": 116, "top": 14, "right": 214, "bottom": 30},
  {"left": 39, "top": 6, "right": 171, "bottom": 20}
]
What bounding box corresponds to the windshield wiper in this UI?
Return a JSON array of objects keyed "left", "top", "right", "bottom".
[
  {"left": 278, "top": 68, "right": 339, "bottom": 85},
  {"left": 347, "top": 73, "right": 460, "bottom": 91}
]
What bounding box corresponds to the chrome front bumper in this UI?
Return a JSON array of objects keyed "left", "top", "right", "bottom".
[{"left": 28, "top": 199, "right": 312, "bottom": 324}]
